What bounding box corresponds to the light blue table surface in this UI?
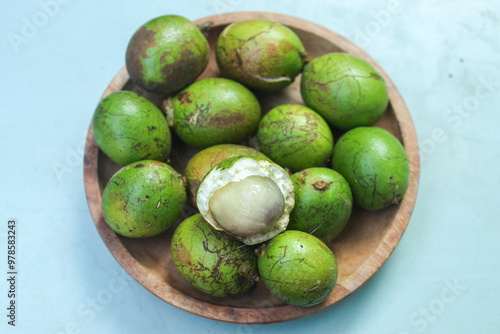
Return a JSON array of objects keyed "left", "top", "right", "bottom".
[{"left": 1, "top": 0, "right": 499, "bottom": 333}]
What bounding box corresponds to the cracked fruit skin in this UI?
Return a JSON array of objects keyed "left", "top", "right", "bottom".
[
  {"left": 288, "top": 168, "right": 353, "bottom": 244},
  {"left": 332, "top": 127, "right": 409, "bottom": 210},
  {"left": 184, "top": 144, "right": 269, "bottom": 207},
  {"left": 101, "top": 160, "right": 186, "bottom": 238},
  {"left": 126, "top": 15, "right": 209, "bottom": 95},
  {"left": 92, "top": 91, "right": 171, "bottom": 166},
  {"left": 171, "top": 213, "right": 258, "bottom": 297},
  {"left": 301, "top": 52, "right": 389, "bottom": 130},
  {"left": 257, "top": 104, "right": 334, "bottom": 172},
  {"left": 216, "top": 19, "right": 306, "bottom": 91},
  {"left": 166, "top": 78, "right": 261, "bottom": 148},
  {"left": 258, "top": 230, "right": 338, "bottom": 307},
  {"left": 196, "top": 156, "right": 295, "bottom": 245}
]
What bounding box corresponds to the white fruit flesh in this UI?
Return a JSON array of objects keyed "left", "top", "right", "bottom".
[
  {"left": 209, "top": 175, "right": 285, "bottom": 237},
  {"left": 197, "top": 157, "right": 295, "bottom": 245}
]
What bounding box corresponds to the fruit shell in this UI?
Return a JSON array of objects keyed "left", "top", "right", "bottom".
[
  {"left": 196, "top": 156, "right": 295, "bottom": 245},
  {"left": 216, "top": 19, "right": 306, "bottom": 91},
  {"left": 92, "top": 91, "right": 171, "bottom": 166},
  {"left": 183, "top": 144, "right": 270, "bottom": 207},
  {"left": 171, "top": 213, "right": 258, "bottom": 297},
  {"left": 165, "top": 78, "right": 261, "bottom": 148},
  {"left": 301, "top": 52, "right": 389, "bottom": 130},
  {"left": 257, "top": 230, "right": 338, "bottom": 307},
  {"left": 288, "top": 167, "right": 353, "bottom": 244},
  {"left": 257, "top": 104, "right": 334, "bottom": 172},
  {"left": 332, "top": 126, "right": 409, "bottom": 210},
  {"left": 101, "top": 160, "right": 186, "bottom": 238},
  {"left": 126, "top": 15, "right": 210, "bottom": 94}
]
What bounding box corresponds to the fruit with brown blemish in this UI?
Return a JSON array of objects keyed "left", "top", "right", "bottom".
[
  {"left": 216, "top": 19, "right": 306, "bottom": 91},
  {"left": 163, "top": 78, "right": 261, "bottom": 148},
  {"left": 92, "top": 91, "right": 171, "bottom": 166},
  {"left": 301, "top": 52, "right": 389, "bottom": 130},
  {"left": 256, "top": 104, "right": 334, "bottom": 172},
  {"left": 101, "top": 160, "right": 186, "bottom": 238},
  {"left": 183, "top": 144, "right": 270, "bottom": 207},
  {"left": 288, "top": 167, "right": 353, "bottom": 244},
  {"left": 257, "top": 230, "right": 338, "bottom": 307},
  {"left": 126, "top": 15, "right": 210, "bottom": 95},
  {"left": 332, "top": 126, "right": 409, "bottom": 210},
  {"left": 171, "top": 213, "right": 258, "bottom": 297},
  {"left": 196, "top": 156, "right": 295, "bottom": 245}
]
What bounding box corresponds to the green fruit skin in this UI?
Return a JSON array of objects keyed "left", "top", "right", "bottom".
[
  {"left": 258, "top": 230, "right": 338, "bottom": 307},
  {"left": 288, "top": 168, "right": 353, "bottom": 244},
  {"left": 101, "top": 160, "right": 186, "bottom": 238},
  {"left": 126, "top": 15, "right": 209, "bottom": 94},
  {"left": 92, "top": 91, "right": 171, "bottom": 166},
  {"left": 171, "top": 213, "right": 258, "bottom": 297},
  {"left": 170, "top": 78, "right": 261, "bottom": 148},
  {"left": 216, "top": 19, "right": 306, "bottom": 91},
  {"left": 257, "top": 104, "right": 334, "bottom": 172},
  {"left": 301, "top": 53, "right": 389, "bottom": 130},
  {"left": 184, "top": 144, "right": 269, "bottom": 207},
  {"left": 332, "top": 127, "right": 409, "bottom": 210}
]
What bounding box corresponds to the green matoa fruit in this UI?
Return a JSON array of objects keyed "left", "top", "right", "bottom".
[
  {"left": 301, "top": 52, "right": 389, "bottom": 130},
  {"left": 101, "top": 160, "right": 186, "bottom": 237},
  {"left": 92, "top": 91, "right": 171, "bottom": 166},
  {"left": 288, "top": 167, "right": 353, "bottom": 244},
  {"left": 171, "top": 213, "right": 258, "bottom": 297},
  {"left": 216, "top": 19, "right": 306, "bottom": 91},
  {"left": 164, "top": 78, "right": 261, "bottom": 148},
  {"left": 183, "top": 144, "right": 269, "bottom": 207},
  {"left": 257, "top": 104, "right": 334, "bottom": 172},
  {"left": 332, "top": 126, "right": 410, "bottom": 210},
  {"left": 196, "top": 156, "right": 295, "bottom": 245},
  {"left": 126, "top": 15, "right": 209, "bottom": 95},
  {"left": 257, "top": 230, "right": 338, "bottom": 307}
]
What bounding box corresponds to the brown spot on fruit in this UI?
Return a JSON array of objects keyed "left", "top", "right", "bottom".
[
  {"left": 370, "top": 72, "right": 384, "bottom": 81},
  {"left": 207, "top": 111, "right": 245, "bottom": 127},
  {"left": 174, "top": 242, "right": 192, "bottom": 267},
  {"left": 126, "top": 28, "right": 157, "bottom": 89},
  {"left": 313, "top": 180, "right": 332, "bottom": 191},
  {"left": 177, "top": 92, "right": 192, "bottom": 105}
]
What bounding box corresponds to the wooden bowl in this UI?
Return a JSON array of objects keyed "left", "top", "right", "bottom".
[{"left": 84, "top": 12, "right": 419, "bottom": 324}]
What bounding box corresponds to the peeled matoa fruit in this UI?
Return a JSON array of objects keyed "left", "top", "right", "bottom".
[
  {"left": 92, "top": 91, "right": 171, "bottom": 166},
  {"left": 126, "top": 15, "right": 210, "bottom": 94},
  {"left": 101, "top": 160, "right": 186, "bottom": 238},
  {"left": 332, "top": 126, "right": 410, "bottom": 210},
  {"left": 216, "top": 19, "right": 306, "bottom": 91},
  {"left": 183, "top": 144, "right": 270, "bottom": 207},
  {"left": 257, "top": 230, "right": 338, "bottom": 307},
  {"left": 164, "top": 78, "right": 261, "bottom": 148},
  {"left": 171, "top": 213, "right": 258, "bottom": 297},
  {"left": 196, "top": 156, "right": 295, "bottom": 245}
]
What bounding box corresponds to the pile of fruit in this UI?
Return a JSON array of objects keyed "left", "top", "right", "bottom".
[{"left": 92, "top": 14, "right": 410, "bottom": 307}]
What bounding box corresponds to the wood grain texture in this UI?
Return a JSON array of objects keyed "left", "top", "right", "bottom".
[{"left": 84, "top": 12, "right": 420, "bottom": 324}]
